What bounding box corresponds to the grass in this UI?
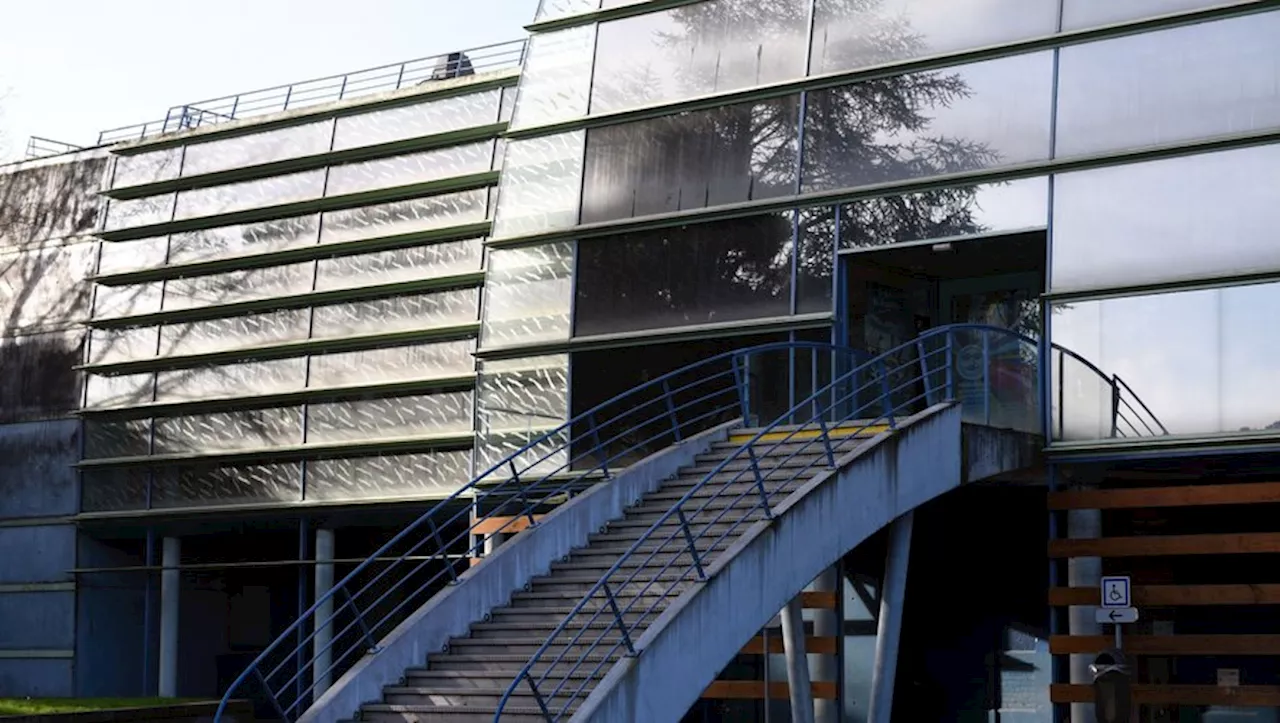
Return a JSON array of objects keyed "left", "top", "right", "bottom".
[{"left": 0, "top": 699, "right": 204, "bottom": 716}]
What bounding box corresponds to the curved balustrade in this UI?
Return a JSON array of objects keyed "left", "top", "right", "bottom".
[
  {"left": 214, "top": 342, "right": 864, "bottom": 722},
  {"left": 215, "top": 324, "right": 1164, "bottom": 722},
  {"left": 494, "top": 324, "right": 1166, "bottom": 721}
]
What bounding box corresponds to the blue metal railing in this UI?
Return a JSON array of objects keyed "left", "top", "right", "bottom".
[
  {"left": 493, "top": 324, "right": 1167, "bottom": 721},
  {"left": 97, "top": 39, "right": 527, "bottom": 145},
  {"left": 213, "top": 342, "right": 866, "bottom": 722}
]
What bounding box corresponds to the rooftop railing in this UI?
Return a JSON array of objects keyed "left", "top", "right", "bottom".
[
  {"left": 96, "top": 39, "right": 527, "bottom": 145},
  {"left": 24, "top": 136, "right": 85, "bottom": 160}
]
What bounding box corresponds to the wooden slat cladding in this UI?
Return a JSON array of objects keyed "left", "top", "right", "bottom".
[
  {"left": 702, "top": 680, "right": 839, "bottom": 700},
  {"left": 1050, "top": 584, "right": 1280, "bottom": 606},
  {"left": 1050, "top": 634, "right": 1280, "bottom": 656},
  {"left": 1048, "top": 532, "right": 1280, "bottom": 558},
  {"left": 1049, "top": 481, "right": 1280, "bottom": 510},
  {"left": 1051, "top": 684, "right": 1280, "bottom": 706},
  {"left": 741, "top": 636, "right": 839, "bottom": 656}
]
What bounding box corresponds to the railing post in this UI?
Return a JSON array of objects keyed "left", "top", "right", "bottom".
[
  {"left": 339, "top": 587, "right": 380, "bottom": 653},
  {"left": 677, "top": 508, "right": 706, "bottom": 580},
  {"left": 731, "top": 356, "right": 752, "bottom": 424},
  {"left": 816, "top": 415, "right": 837, "bottom": 467},
  {"left": 427, "top": 516, "right": 458, "bottom": 584},
  {"left": 395, "top": 63, "right": 407, "bottom": 89},
  {"left": 747, "top": 448, "right": 774, "bottom": 519},
  {"left": 878, "top": 361, "right": 895, "bottom": 430},
  {"left": 661, "top": 379, "right": 682, "bottom": 442},
  {"left": 981, "top": 333, "right": 992, "bottom": 425},
  {"left": 602, "top": 582, "right": 637, "bottom": 655},
  {"left": 253, "top": 666, "right": 290, "bottom": 723},
  {"left": 229, "top": 96, "right": 240, "bottom": 120},
  {"left": 945, "top": 331, "right": 955, "bottom": 399},
  {"left": 586, "top": 412, "right": 609, "bottom": 477},
  {"left": 916, "top": 340, "right": 934, "bottom": 406},
  {"left": 282, "top": 85, "right": 294, "bottom": 112},
  {"left": 338, "top": 75, "right": 349, "bottom": 101},
  {"left": 1056, "top": 349, "right": 1066, "bottom": 440},
  {"left": 1110, "top": 376, "right": 1122, "bottom": 438},
  {"left": 524, "top": 671, "right": 553, "bottom": 719},
  {"left": 509, "top": 461, "right": 539, "bottom": 528}
]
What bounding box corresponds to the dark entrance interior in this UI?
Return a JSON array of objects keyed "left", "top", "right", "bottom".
[{"left": 841, "top": 231, "right": 1047, "bottom": 353}]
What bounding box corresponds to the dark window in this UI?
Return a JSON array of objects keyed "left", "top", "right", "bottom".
[
  {"left": 574, "top": 213, "right": 794, "bottom": 337},
  {"left": 581, "top": 97, "right": 800, "bottom": 225}
]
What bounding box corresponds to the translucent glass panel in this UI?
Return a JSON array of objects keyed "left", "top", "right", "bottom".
[
  {"left": 311, "top": 288, "right": 480, "bottom": 339},
  {"left": 173, "top": 169, "right": 326, "bottom": 221},
  {"left": 80, "top": 468, "right": 149, "bottom": 512},
  {"left": 158, "top": 309, "right": 310, "bottom": 358},
  {"left": 589, "top": 0, "right": 809, "bottom": 116},
  {"left": 104, "top": 194, "right": 175, "bottom": 231},
  {"left": 154, "top": 358, "right": 306, "bottom": 403},
  {"left": 153, "top": 406, "right": 303, "bottom": 455},
  {"left": 307, "top": 340, "right": 476, "bottom": 388},
  {"left": 0, "top": 244, "right": 96, "bottom": 332},
  {"left": 181, "top": 121, "right": 334, "bottom": 176},
  {"left": 167, "top": 214, "right": 321, "bottom": 265},
  {"left": 510, "top": 26, "right": 596, "bottom": 129},
  {"left": 475, "top": 355, "right": 569, "bottom": 473},
  {"left": 160, "top": 262, "right": 314, "bottom": 311},
  {"left": 533, "top": 0, "right": 599, "bottom": 21},
  {"left": 1051, "top": 145, "right": 1280, "bottom": 293},
  {"left": 306, "top": 449, "right": 473, "bottom": 501},
  {"left": 97, "top": 236, "right": 168, "bottom": 275},
  {"left": 306, "top": 391, "right": 473, "bottom": 444},
  {"left": 491, "top": 132, "right": 584, "bottom": 239},
  {"left": 1056, "top": 11, "right": 1280, "bottom": 157},
  {"left": 151, "top": 461, "right": 302, "bottom": 508},
  {"left": 841, "top": 177, "right": 1049, "bottom": 249},
  {"left": 92, "top": 281, "right": 163, "bottom": 320},
  {"left": 88, "top": 326, "right": 160, "bottom": 365},
  {"left": 481, "top": 244, "right": 573, "bottom": 347},
  {"left": 1061, "top": 0, "right": 1252, "bottom": 31},
  {"left": 580, "top": 97, "right": 799, "bottom": 224},
  {"left": 574, "top": 213, "right": 794, "bottom": 337},
  {"left": 325, "top": 141, "right": 496, "bottom": 197},
  {"left": 811, "top": 0, "right": 1057, "bottom": 77},
  {"left": 319, "top": 189, "right": 489, "bottom": 245},
  {"left": 84, "top": 418, "right": 150, "bottom": 459},
  {"left": 84, "top": 372, "right": 153, "bottom": 409},
  {"left": 332, "top": 88, "right": 503, "bottom": 151},
  {"left": 314, "top": 238, "right": 483, "bottom": 291},
  {"left": 1051, "top": 281, "right": 1280, "bottom": 439},
  {"left": 803, "top": 51, "right": 1054, "bottom": 193},
  {"left": 112, "top": 147, "right": 183, "bottom": 188}
]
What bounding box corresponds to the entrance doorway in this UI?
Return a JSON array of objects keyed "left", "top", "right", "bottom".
[{"left": 839, "top": 230, "right": 1046, "bottom": 350}]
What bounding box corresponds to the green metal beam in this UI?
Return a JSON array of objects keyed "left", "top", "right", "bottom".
[
  {"left": 79, "top": 322, "right": 481, "bottom": 376},
  {"left": 105, "top": 123, "right": 507, "bottom": 200},
  {"left": 78, "top": 374, "right": 477, "bottom": 420},
  {"left": 99, "top": 171, "right": 499, "bottom": 242},
  {"left": 94, "top": 221, "right": 492, "bottom": 286},
  {"left": 89, "top": 271, "right": 485, "bottom": 329},
  {"left": 77, "top": 431, "right": 476, "bottom": 469}
]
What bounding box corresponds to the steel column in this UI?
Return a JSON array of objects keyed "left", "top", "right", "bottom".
[
  {"left": 158, "top": 537, "right": 181, "bottom": 698},
  {"left": 313, "top": 527, "right": 336, "bottom": 695},
  {"left": 780, "top": 596, "right": 816, "bottom": 723},
  {"left": 867, "top": 511, "right": 914, "bottom": 723}
]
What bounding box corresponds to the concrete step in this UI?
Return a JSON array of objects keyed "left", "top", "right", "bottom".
[
  {"left": 486, "top": 603, "right": 668, "bottom": 628},
  {"left": 685, "top": 452, "right": 831, "bottom": 474},
  {"left": 444, "top": 633, "right": 632, "bottom": 658},
  {"left": 358, "top": 703, "right": 555, "bottom": 722},
  {"left": 468, "top": 616, "right": 659, "bottom": 641},
  {"left": 414, "top": 654, "right": 611, "bottom": 675},
  {"left": 381, "top": 685, "right": 587, "bottom": 709},
  {"left": 402, "top": 667, "right": 600, "bottom": 687},
  {"left": 707, "top": 435, "right": 871, "bottom": 455}
]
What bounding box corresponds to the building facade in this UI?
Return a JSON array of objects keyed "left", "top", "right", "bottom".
[{"left": 2, "top": 0, "right": 1280, "bottom": 720}]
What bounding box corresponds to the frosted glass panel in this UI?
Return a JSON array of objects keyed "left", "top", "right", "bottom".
[{"left": 181, "top": 120, "right": 334, "bottom": 176}]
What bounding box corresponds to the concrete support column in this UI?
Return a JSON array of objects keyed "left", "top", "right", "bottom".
[
  {"left": 1068, "top": 508, "right": 1102, "bottom": 723},
  {"left": 810, "top": 566, "right": 840, "bottom": 723},
  {"left": 483, "top": 532, "right": 510, "bottom": 556},
  {"left": 158, "top": 536, "right": 181, "bottom": 698},
  {"left": 867, "top": 511, "right": 914, "bottom": 723},
  {"left": 313, "top": 528, "right": 336, "bottom": 696},
  {"left": 780, "top": 596, "right": 816, "bottom": 723}
]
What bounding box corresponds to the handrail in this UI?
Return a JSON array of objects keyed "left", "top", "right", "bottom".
[
  {"left": 213, "top": 341, "right": 865, "bottom": 722},
  {"left": 494, "top": 324, "right": 1166, "bottom": 721},
  {"left": 98, "top": 39, "right": 527, "bottom": 145}
]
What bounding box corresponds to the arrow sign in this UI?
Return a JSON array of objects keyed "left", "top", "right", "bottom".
[{"left": 1095, "top": 606, "right": 1139, "bottom": 624}]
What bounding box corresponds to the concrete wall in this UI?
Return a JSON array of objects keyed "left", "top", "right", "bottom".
[
  {"left": 0, "top": 149, "right": 111, "bottom": 698},
  {"left": 75, "top": 537, "right": 147, "bottom": 698}
]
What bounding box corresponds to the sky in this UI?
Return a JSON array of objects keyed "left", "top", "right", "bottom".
[{"left": 0, "top": 0, "right": 539, "bottom": 161}]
